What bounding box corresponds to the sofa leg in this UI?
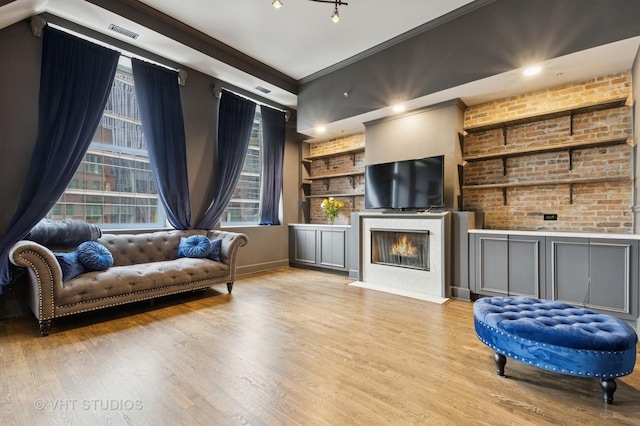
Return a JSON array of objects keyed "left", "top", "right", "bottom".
[
  {"left": 494, "top": 352, "right": 506, "bottom": 376},
  {"left": 227, "top": 282, "right": 233, "bottom": 294},
  {"left": 601, "top": 378, "right": 617, "bottom": 404},
  {"left": 39, "top": 320, "right": 52, "bottom": 337}
]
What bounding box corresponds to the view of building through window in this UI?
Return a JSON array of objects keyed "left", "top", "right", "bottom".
[
  {"left": 49, "top": 60, "right": 164, "bottom": 229},
  {"left": 49, "top": 59, "right": 264, "bottom": 228},
  {"left": 221, "top": 106, "right": 262, "bottom": 225}
]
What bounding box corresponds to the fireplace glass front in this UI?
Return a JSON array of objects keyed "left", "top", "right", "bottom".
[{"left": 370, "top": 229, "right": 429, "bottom": 271}]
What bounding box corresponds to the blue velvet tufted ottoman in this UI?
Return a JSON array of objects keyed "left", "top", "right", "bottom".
[{"left": 474, "top": 296, "right": 637, "bottom": 404}]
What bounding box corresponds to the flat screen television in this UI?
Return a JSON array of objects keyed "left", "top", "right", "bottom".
[{"left": 364, "top": 155, "right": 444, "bottom": 211}]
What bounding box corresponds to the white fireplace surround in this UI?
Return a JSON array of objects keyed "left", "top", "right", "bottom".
[{"left": 351, "top": 213, "right": 450, "bottom": 304}]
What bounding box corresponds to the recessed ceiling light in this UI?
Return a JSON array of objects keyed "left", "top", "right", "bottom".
[
  {"left": 392, "top": 104, "right": 406, "bottom": 113},
  {"left": 316, "top": 126, "right": 326, "bottom": 133},
  {"left": 523, "top": 66, "right": 542, "bottom": 76}
]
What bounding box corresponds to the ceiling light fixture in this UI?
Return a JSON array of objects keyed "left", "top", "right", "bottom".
[
  {"left": 523, "top": 65, "right": 542, "bottom": 76},
  {"left": 331, "top": 5, "right": 340, "bottom": 23},
  {"left": 273, "top": 0, "right": 349, "bottom": 23}
]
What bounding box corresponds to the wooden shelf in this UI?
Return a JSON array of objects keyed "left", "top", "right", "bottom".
[
  {"left": 304, "top": 147, "right": 364, "bottom": 161},
  {"left": 463, "top": 176, "right": 629, "bottom": 205},
  {"left": 305, "top": 193, "right": 364, "bottom": 199},
  {"left": 307, "top": 171, "right": 364, "bottom": 180},
  {"left": 462, "top": 176, "right": 628, "bottom": 190},
  {"left": 464, "top": 98, "right": 627, "bottom": 134},
  {"left": 463, "top": 137, "right": 630, "bottom": 162}
]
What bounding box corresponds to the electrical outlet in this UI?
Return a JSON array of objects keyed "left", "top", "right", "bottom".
[{"left": 543, "top": 213, "right": 558, "bottom": 221}]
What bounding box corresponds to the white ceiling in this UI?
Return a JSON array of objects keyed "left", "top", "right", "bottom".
[{"left": 1, "top": 0, "right": 639, "bottom": 140}]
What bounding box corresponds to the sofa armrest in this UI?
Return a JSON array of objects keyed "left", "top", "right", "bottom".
[
  {"left": 208, "top": 230, "right": 248, "bottom": 280},
  {"left": 9, "top": 240, "right": 63, "bottom": 321}
]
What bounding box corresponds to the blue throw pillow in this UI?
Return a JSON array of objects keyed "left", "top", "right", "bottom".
[
  {"left": 77, "top": 241, "right": 114, "bottom": 271},
  {"left": 177, "top": 235, "right": 212, "bottom": 258},
  {"left": 54, "top": 251, "right": 87, "bottom": 281},
  {"left": 208, "top": 238, "right": 222, "bottom": 262}
]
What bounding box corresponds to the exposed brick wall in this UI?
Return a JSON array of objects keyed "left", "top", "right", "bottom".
[
  {"left": 309, "top": 133, "right": 365, "bottom": 157},
  {"left": 307, "top": 134, "right": 366, "bottom": 224},
  {"left": 462, "top": 72, "right": 633, "bottom": 233},
  {"left": 465, "top": 72, "right": 631, "bottom": 128}
]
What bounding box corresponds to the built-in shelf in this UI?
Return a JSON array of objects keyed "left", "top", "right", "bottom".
[
  {"left": 300, "top": 144, "right": 365, "bottom": 221},
  {"left": 463, "top": 176, "right": 629, "bottom": 205},
  {"left": 463, "top": 137, "right": 630, "bottom": 162},
  {"left": 307, "top": 171, "right": 364, "bottom": 180},
  {"left": 462, "top": 176, "right": 628, "bottom": 190},
  {"left": 307, "top": 171, "right": 364, "bottom": 190},
  {"left": 463, "top": 98, "right": 627, "bottom": 134},
  {"left": 305, "top": 193, "right": 364, "bottom": 208},
  {"left": 305, "top": 193, "right": 364, "bottom": 199},
  {"left": 304, "top": 147, "right": 364, "bottom": 161},
  {"left": 463, "top": 137, "right": 631, "bottom": 174}
]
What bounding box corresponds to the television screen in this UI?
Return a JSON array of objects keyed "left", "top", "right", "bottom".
[{"left": 364, "top": 155, "right": 444, "bottom": 210}]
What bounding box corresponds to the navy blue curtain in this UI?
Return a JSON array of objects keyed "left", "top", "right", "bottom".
[
  {"left": 131, "top": 59, "right": 191, "bottom": 229},
  {"left": 259, "top": 106, "right": 286, "bottom": 225},
  {"left": 0, "top": 27, "right": 119, "bottom": 293},
  {"left": 196, "top": 90, "right": 256, "bottom": 229}
]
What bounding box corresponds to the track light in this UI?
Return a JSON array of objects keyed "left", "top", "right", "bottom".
[
  {"left": 272, "top": 0, "right": 348, "bottom": 22},
  {"left": 331, "top": 5, "right": 340, "bottom": 23}
]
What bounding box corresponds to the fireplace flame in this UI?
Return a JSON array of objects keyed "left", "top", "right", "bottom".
[{"left": 391, "top": 234, "right": 417, "bottom": 257}]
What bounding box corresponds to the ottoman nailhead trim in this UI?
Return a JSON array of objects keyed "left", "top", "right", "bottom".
[{"left": 475, "top": 316, "right": 636, "bottom": 379}]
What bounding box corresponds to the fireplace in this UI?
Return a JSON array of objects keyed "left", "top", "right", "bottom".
[
  {"left": 370, "top": 229, "right": 430, "bottom": 271},
  {"left": 356, "top": 214, "right": 449, "bottom": 302}
]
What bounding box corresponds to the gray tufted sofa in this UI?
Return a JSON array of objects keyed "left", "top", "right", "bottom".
[{"left": 9, "top": 229, "right": 248, "bottom": 336}]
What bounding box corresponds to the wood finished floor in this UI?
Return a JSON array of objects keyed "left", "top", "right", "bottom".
[{"left": 1, "top": 267, "right": 639, "bottom": 426}]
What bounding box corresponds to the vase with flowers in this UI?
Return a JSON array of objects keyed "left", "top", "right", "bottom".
[{"left": 320, "top": 197, "right": 344, "bottom": 225}]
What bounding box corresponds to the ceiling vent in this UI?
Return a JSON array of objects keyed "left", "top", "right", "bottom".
[
  {"left": 108, "top": 24, "right": 139, "bottom": 40},
  {"left": 255, "top": 86, "right": 271, "bottom": 94}
]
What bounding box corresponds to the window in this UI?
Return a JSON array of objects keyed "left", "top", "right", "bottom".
[
  {"left": 48, "top": 58, "right": 165, "bottom": 229},
  {"left": 221, "top": 106, "right": 263, "bottom": 225}
]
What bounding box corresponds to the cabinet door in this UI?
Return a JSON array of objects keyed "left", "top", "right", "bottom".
[
  {"left": 294, "top": 228, "right": 317, "bottom": 264},
  {"left": 548, "top": 237, "right": 637, "bottom": 318},
  {"left": 547, "top": 237, "right": 590, "bottom": 305},
  {"left": 319, "top": 227, "right": 347, "bottom": 269},
  {"left": 508, "top": 236, "right": 544, "bottom": 298},
  {"left": 473, "top": 234, "right": 543, "bottom": 297},
  {"left": 475, "top": 234, "right": 509, "bottom": 295},
  {"left": 589, "top": 239, "right": 637, "bottom": 317}
]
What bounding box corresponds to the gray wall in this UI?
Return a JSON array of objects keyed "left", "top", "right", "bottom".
[
  {"left": 0, "top": 19, "right": 295, "bottom": 316},
  {"left": 0, "top": 20, "right": 40, "bottom": 235},
  {"left": 297, "top": 0, "right": 640, "bottom": 133},
  {"left": 363, "top": 100, "right": 465, "bottom": 210}
]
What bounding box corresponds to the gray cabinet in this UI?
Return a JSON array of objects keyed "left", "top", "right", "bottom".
[
  {"left": 470, "top": 231, "right": 639, "bottom": 321},
  {"left": 319, "top": 227, "right": 347, "bottom": 269},
  {"left": 471, "top": 233, "right": 544, "bottom": 298},
  {"left": 546, "top": 237, "right": 638, "bottom": 319},
  {"left": 289, "top": 225, "right": 349, "bottom": 272},
  {"left": 292, "top": 227, "right": 317, "bottom": 265}
]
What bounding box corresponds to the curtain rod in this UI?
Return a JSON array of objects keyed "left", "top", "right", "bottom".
[
  {"left": 212, "top": 84, "right": 290, "bottom": 119},
  {"left": 33, "top": 17, "right": 187, "bottom": 85}
]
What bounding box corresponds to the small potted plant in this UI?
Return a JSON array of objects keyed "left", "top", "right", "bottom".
[{"left": 320, "top": 197, "right": 344, "bottom": 225}]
